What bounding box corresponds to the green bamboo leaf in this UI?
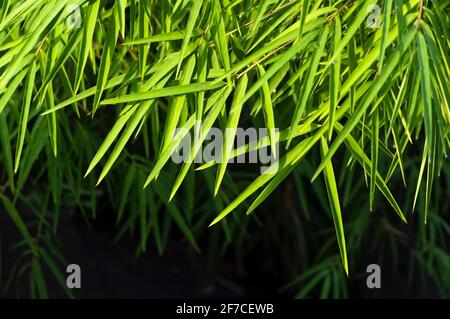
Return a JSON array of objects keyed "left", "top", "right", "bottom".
[
  {"left": 41, "top": 73, "right": 131, "bottom": 115},
  {"left": 96, "top": 102, "right": 154, "bottom": 185},
  {"left": 395, "top": 0, "right": 405, "bottom": 42},
  {"left": 37, "top": 27, "right": 82, "bottom": 98},
  {"left": 92, "top": 9, "right": 120, "bottom": 114},
  {"left": 117, "top": 164, "right": 136, "bottom": 224},
  {"left": 242, "top": 30, "right": 318, "bottom": 104},
  {"left": 74, "top": 0, "right": 100, "bottom": 93},
  {"left": 0, "top": 0, "right": 70, "bottom": 89},
  {"left": 295, "top": 271, "right": 328, "bottom": 298},
  {"left": 210, "top": 130, "right": 321, "bottom": 226},
  {"left": 298, "top": 0, "right": 310, "bottom": 39},
  {"left": 213, "top": 27, "right": 301, "bottom": 83},
  {"left": 247, "top": 2, "right": 300, "bottom": 53},
  {"left": 0, "top": 112, "right": 14, "bottom": 191},
  {"left": 197, "top": 122, "right": 316, "bottom": 172},
  {"left": 84, "top": 105, "right": 137, "bottom": 177},
  {"left": 43, "top": 83, "right": 58, "bottom": 157},
  {"left": 257, "top": 65, "right": 277, "bottom": 158},
  {"left": 320, "top": 137, "right": 348, "bottom": 275},
  {"left": 117, "top": 0, "right": 127, "bottom": 38},
  {"left": 370, "top": 108, "right": 379, "bottom": 211},
  {"left": 320, "top": 274, "right": 332, "bottom": 299},
  {"left": 213, "top": 0, "right": 231, "bottom": 80},
  {"left": 100, "top": 81, "right": 225, "bottom": 105},
  {"left": 152, "top": 181, "right": 200, "bottom": 252},
  {"left": 328, "top": 0, "right": 378, "bottom": 65},
  {"left": 248, "top": 0, "right": 271, "bottom": 42},
  {"left": 417, "top": 32, "right": 435, "bottom": 223},
  {"left": 86, "top": 68, "right": 178, "bottom": 178},
  {"left": 144, "top": 115, "right": 197, "bottom": 187},
  {"left": 337, "top": 123, "right": 407, "bottom": 223},
  {"left": 39, "top": 249, "right": 75, "bottom": 299},
  {"left": 214, "top": 74, "right": 248, "bottom": 195},
  {"left": 0, "top": 68, "right": 28, "bottom": 115},
  {"left": 123, "top": 29, "right": 203, "bottom": 45},
  {"left": 176, "top": 0, "right": 202, "bottom": 78},
  {"left": 379, "top": 0, "right": 393, "bottom": 72},
  {"left": 196, "top": 41, "right": 208, "bottom": 122},
  {"left": 15, "top": 61, "right": 36, "bottom": 173},
  {"left": 138, "top": 1, "right": 149, "bottom": 81},
  {"left": 0, "top": 0, "right": 9, "bottom": 22},
  {"left": 1, "top": 195, "right": 38, "bottom": 255},
  {"left": 31, "top": 260, "right": 48, "bottom": 299},
  {"left": 94, "top": 74, "right": 174, "bottom": 184},
  {"left": 312, "top": 27, "right": 417, "bottom": 181},
  {"left": 160, "top": 55, "right": 196, "bottom": 154},
  {"left": 287, "top": 25, "right": 329, "bottom": 147},
  {"left": 16, "top": 118, "right": 47, "bottom": 194},
  {"left": 169, "top": 87, "right": 232, "bottom": 200},
  {"left": 245, "top": 165, "right": 294, "bottom": 216},
  {"left": 328, "top": 14, "right": 341, "bottom": 141},
  {"left": 43, "top": 42, "right": 200, "bottom": 114},
  {"left": 138, "top": 176, "right": 148, "bottom": 251}
]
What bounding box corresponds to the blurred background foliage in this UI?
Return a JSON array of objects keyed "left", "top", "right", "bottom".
[{"left": 0, "top": 0, "right": 449, "bottom": 298}]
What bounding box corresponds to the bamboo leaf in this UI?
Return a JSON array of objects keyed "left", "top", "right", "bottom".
[
  {"left": 312, "top": 27, "right": 417, "bottom": 181},
  {"left": 214, "top": 74, "right": 248, "bottom": 195},
  {"left": 177, "top": 0, "right": 202, "bottom": 78},
  {"left": 1, "top": 195, "right": 38, "bottom": 255},
  {"left": 15, "top": 61, "right": 36, "bottom": 173},
  {"left": 320, "top": 137, "right": 348, "bottom": 275}
]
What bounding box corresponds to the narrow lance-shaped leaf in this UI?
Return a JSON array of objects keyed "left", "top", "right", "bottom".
[
  {"left": 117, "top": 0, "right": 127, "bottom": 38},
  {"left": 15, "top": 61, "right": 36, "bottom": 172},
  {"left": 336, "top": 123, "right": 407, "bottom": 223},
  {"left": 210, "top": 130, "right": 322, "bottom": 227},
  {"left": 176, "top": 0, "right": 202, "bottom": 78},
  {"left": 1, "top": 195, "right": 38, "bottom": 255},
  {"left": 213, "top": 0, "right": 231, "bottom": 82},
  {"left": 257, "top": 65, "right": 277, "bottom": 158},
  {"left": 417, "top": 32, "right": 435, "bottom": 223},
  {"left": 0, "top": 0, "right": 70, "bottom": 89},
  {"left": 320, "top": 137, "right": 348, "bottom": 275},
  {"left": 370, "top": 107, "right": 379, "bottom": 211},
  {"left": 31, "top": 261, "right": 48, "bottom": 299},
  {"left": 74, "top": 0, "right": 100, "bottom": 94},
  {"left": 95, "top": 75, "right": 173, "bottom": 185},
  {"left": 379, "top": 0, "right": 393, "bottom": 72},
  {"left": 160, "top": 55, "right": 196, "bottom": 154},
  {"left": 328, "top": 0, "right": 378, "bottom": 65},
  {"left": 138, "top": 0, "right": 150, "bottom": 81},
  {"left": 328, "top": 14, "right": 341, "bottom": 141},
  {"left": 123, "top": 29, "right": 203, "bottom": 45},
  {"left": 311, "top": 27, "right": 417, "bottom": 181},
  {"left": 0, "top": 68, "right": 28, "bottom": 114},
  {"left": 101, "top": 81, "right": 225, "bottom": 105},
  {"left": 0, "top": 0, "right": 9, "bottom": 21},
  {"left": 298, "top": 0, "right": 310, "bottom": 40},
  {"left": 84, "top": 105, "right": 138, "bottom": 177},
  {"left": 169, "top": 87, "right": 232, "bottom": 200},
  {"left": 92, "top": 9, "right": 120, "bottom": 115},
  {"left": 0, "top": 112, "right": 14, "bottom": 191},
  {"left": 144, "top": 115, "right": 197, "bottom": 187},
  {"left": 36, "top": 27, "right": 82, "bottom": 98},
  {"left": 287, "top": 25, "right": 329, "bottom": 147},
  {"left": 214, "top": 74, "right": 248, "bottom": 195}
]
